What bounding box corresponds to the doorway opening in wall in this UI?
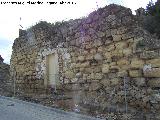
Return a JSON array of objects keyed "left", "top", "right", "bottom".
[{"left": 46, "top": 53, "right": 59, "bottom": 92}]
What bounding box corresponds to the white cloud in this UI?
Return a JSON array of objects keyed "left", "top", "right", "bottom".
[{"left": 0, "top": 0, "right": 157, "bottom": 64}]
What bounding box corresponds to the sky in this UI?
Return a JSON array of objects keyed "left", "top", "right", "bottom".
[{"left": 0, "top": 0, "right": 157, "bottom": 64}]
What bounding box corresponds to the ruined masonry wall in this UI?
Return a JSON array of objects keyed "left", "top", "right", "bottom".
[
  {"left": 11, "top": 4, "right": 160, "bottom": 116},
  {"left": 0, "top": 63, "right": 12, "bottom": 96}
]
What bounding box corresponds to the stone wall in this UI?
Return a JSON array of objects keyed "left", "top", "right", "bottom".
[
  {"left": 11, "top": 4, "right": 160, "bottom": 119},
  {"left": 0, "top": 63, "right": 12, "bottom": 96}
]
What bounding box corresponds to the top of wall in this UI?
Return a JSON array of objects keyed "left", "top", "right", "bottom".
[
  {"left": 22, "top": 4, "right": 135, "bottom": 34},
  {"left": 13, "top": 4, "right": 160, "bottom": 53}
]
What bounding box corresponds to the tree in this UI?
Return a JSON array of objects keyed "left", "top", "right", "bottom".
[{"left": 144, "top": 0, "right": 160, "bottom": 38}]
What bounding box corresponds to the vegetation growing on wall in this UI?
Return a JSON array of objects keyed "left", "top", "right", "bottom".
[{"left": 144, "top": 0, "right": 160, "bottom": 38}]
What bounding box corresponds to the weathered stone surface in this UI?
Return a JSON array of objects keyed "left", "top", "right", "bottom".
[
  {"left": 0, "top": 63, "right": 12, "bottom": 96},
  {"left": 94, "top": 53, "right": 103, "bottom": 61},
  {"left": 80, "top": 62, "right": 90, "bottom": 68},
  {"left": 129, "top": 70, "right": 142, "bottom": 77},
  {"left": 106, "top": 44, "right": 115, "bottom": 52},
  {"left": 90, "top": 48, "right": 97, "bottom": 54},
  {"left": 75, "top": 72, "right": 82, "bottom": 78},
  {"left": 110, "top": 78, "right": 120, "bottom": 86},
  {"left": 130, "top": 58, "right": 144, "bottom": 69},
  {"left": 89, "top": 82, "right": 101, "bottom": 91},
  {"left": 117, "top": 70, "right": 128, "bottom": 77},
  {"left": 104, "top": 52, "right": 111, "bottom": 59},
  {"left": 146, "top": 58, "right": 160, "bottom": 67},
  {"left": 111, "top": 50, "right": 123, "bottom": 57},
  {"left": 123, "top": 48, "right": 132, "bottom": 56},
  {"left": 133, "top": 78, "right": 146, "bottom": 86},
  {"left": 10, "top": 4, "right": 160, "bottom": 119},
  {"left": 93, "top": 40, "right": 103, "bottom": 47},
  {"left": 65, "top": 70, "right": 75, "bottom": 79},
  {"left": 102, "top": 64, "right": 110, "bottom": 73},
  {"left": 117, "top": 58, "right": 129, "bottom": 67},
  {"left": 140, "top": 50, "right": 159, "bottom": 59},
  {"left": 97, "top": 46, "right": 104, "bottom": 53},
  {"left": 144, "top": 68, "right": 160, "bottom": 77},
  {"left": 112, "top": 35, "right": 122, "bottom": 41},
  {"left": 147, "top": 78, "right": 160, "bottom": 87},
  {"left": 109, "top": 65, "right": 120, "bottom": 72},
  {"left": 85, "top": 55, "right": 93, "bottom": 60},
  {"left": 94, "top": 73, "right": 103, "bottom": 80},
  {"left": 100, "top": 79, "right": 110, "bottom": 86},
  {"left": 115, "top": 42, "right": 128, "bottom": 50},
  {"left": 78, "top": 56, "right": 85, "bottom": 62}
]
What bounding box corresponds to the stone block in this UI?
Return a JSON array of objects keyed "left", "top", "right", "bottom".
[
  {"left": 95, "top": 73, "right": 103, "bottom": 80},
  {"left": 70, "top": 63, "right": 76, "bottom": 69},
  {"left": 93, "top": 40, "right": 103, "bottom": 47},
  {"left": 144, "top": 68, "right": 160, "bottom": 77},
  {"left": 102, "top": 64, "right": 110, "bottom": 73},
  {"left": 83, "top": 74, "right": 88, "bottom": 80},
  {"left": 79, "top": 67, "right": 85, "bottom": 72},
  {"left": 110, "top": 78, "right": 120, "bottom": 86},
  {"left": 105, "top": 30, "right": 111, "bottom": 37},
  {"left": 140, "top": 50, "right": 159, "bottom": 59},
  {"left": 70, "top": 78, "right": 78, "bottom": 83},
  {"left": 94, "top": 53, "right": 103, "bottom": 61},
  {"left": 106, "top": 44, "right": 115, "bottom": 52},
  {"left": 107, "top": 15, "right": 116, "bottom": 22},
  {"left": 65, "top": 70, "right": 75, "bottom": 79},
  {"left": 97, "top": 31, "right": 105, "bottom": 38},
  {"left": 100, "top": 79, "right": 110, "bottom": 86},
  {"left": 75, "top": 63, "right": 81, "bottom": 68},
  {"left": 89, "top": 82, "right": 101, "bottom": 91},
  {"left": 122, "top": 33, "right": 134, "bottom": 40},
  {"left": 90, "top": 48, "right": 97, "bottom": 54},
  {"left": 75, "top": 72, "right": 82, "bottom": 78},
  {"left": 90, "top": 73, "right": 95, "bottom": 79},
  {"left": 109, "top": 62, "right": 116, "bottom": 66},
  {"left": 123, "top": 48, "right": 132, "bottom": 56},
  {"left": 97, "top": 46, "right": 104, "bottom": 53},
  {"left": 111, "top": 50, "right": 123, "bottom": 57},
  {"left": 85, "top": 43, "right": 92, "bottom": 49},
  {"left": 148, "top": 78, "right": 160, "bottom": 87},
  {"left": 117, "top": 58, "right": 129, "bottom": 67},
  {"left": 85, "top": 55, "right": 93, "bottom": 60},
  {"left": 115, "top": 42, "right": 128, "bottom": 50},
  {"left": 130, "top": 58, "right": 144, "bottom": 69},
  {"left": 146, "top": 58, "right": 160, "bottom": 67},
  {"left": 78, "top": 56, "right": 85, "bottom": 62},
  {"left": 117, "top": 27, "right": 128, "bottom": 34},
  {"left": 129, "top": 70, "right": 142, "bottom": 77},
  {"left": 80, "top": 62, "right": 90, "bottom": 68},
  {"left": 104, "top": 52, "right": 111, "bottom": 59},
  {"left": 109, "top": 65, "right": 120, "bottom": 72},
  {"left": 126, "top": 38, "right": 134, "bottom": 47},
  {"left": 111, "top": 29, "right": 117, "bottom": 35},
  {"left": 105, "top": 39, "right": 112, "bottom": 45},
  {"left": 82, "top": 50, "right": 89, "bottom": 55},
  {"left": 133, "top": 78, "right": 146, "bottom": 86},
  {"left": 117, "top": 70, "right": 128, "bottom": 77},
  {"left": 112, "top": 35, "right": 122, "bottom": 41},
  {"left": 120, "top": 65, "right": 130, "bottom": 70},
  {"left": 85, "top": 68, "right": 93, "bottom": 73},
  {"left": 94, "top": 67, "right": 101, "bottom": 73}
]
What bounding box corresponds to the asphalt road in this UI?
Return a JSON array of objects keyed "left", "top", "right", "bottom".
[{"left": 0, "top": 96, "right": 104, "bottom": 120}]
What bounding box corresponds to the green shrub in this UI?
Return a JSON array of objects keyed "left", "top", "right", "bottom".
[{"left": 144, "top": 0, "right": 160, "bottom": 38}]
